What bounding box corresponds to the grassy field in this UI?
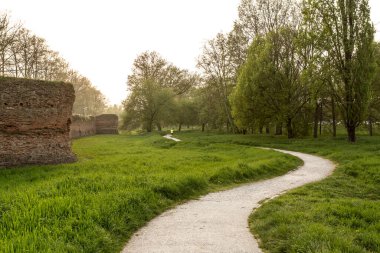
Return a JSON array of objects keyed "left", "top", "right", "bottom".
[
  {"left": 174, "top": 132, "right": 380, "bottom": 252},
  {"left": 0, "top": 133, "right": 301, "bottom": 253}
]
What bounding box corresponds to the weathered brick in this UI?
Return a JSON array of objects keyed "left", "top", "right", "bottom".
[
  {"left": 70, "top": 115, "right": 96, "bottom": 139},
  {"left": 0, "top": 77, "right": 76, "bottom": 167},
  {"left": 95, "top": 114, "right": 119, "bottom": 134}
]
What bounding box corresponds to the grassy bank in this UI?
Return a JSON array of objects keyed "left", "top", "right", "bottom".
[
  {"left": 175, "top": 132, "right": 380, "bottom": 252},
  {"left": 0, "top": 133, "right": 300, "bottom": 253}
]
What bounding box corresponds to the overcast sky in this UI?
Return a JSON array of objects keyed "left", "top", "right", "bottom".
[{"left": 1, "top": 0, "right": 380, "bottom": 105}]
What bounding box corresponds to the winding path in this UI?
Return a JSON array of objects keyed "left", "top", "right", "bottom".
[{"left": 122, "top": 137, "right": 335, "bottom": 253}]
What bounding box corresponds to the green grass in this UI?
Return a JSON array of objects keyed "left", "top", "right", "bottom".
[
  {"left": 249, "top": 138, "right": 380, "bottom": 253},
  {"left": 0, "top": 133, "right": 301, "bottom": 253},
  {"left": 173, "top": 132, "right": 380, "bottom": 253}
]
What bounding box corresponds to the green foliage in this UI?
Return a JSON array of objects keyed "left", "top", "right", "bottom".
[
  {"left": 194, "top": 85, "right": 226, "bottom": 131},
  {"left": 123, "top": 51, "right": 197, "bottom": 132},
  {"left": 303, "top": 0, "right": 375, "bottom": 142},
  {"left": 0, "top": 134, "right": 300, "bottom": 253},
  {"left": 172, "top": 95, "right": 199, "bottom": 131},
  {"left": 197, "top": 33, "right": 239, "bottom": 132},
  {"left": 231, "top": 28, "right": 311, "bottom": 138},
  {"left": 368, "top": 42, "right": 380, "bottom": 125}
]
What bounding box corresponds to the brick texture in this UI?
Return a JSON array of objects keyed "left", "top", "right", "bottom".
[
  {"left": 70, "top": 115, "right": 96, "bottom": 139},
  {"left": 95, "top": 114, "right": 119, "bottom": 134},
  {"left": 0, "top": 77, "right": 76, "bottom": 167}
]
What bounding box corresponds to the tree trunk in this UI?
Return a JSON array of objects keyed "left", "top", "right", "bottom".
[
  {"left": 146, "top": 122, "right": 153, "bottom": 132},
  {"left": 313, "top": 102, "right": 319, "bottom": 138},
  {"left": 275, "top": 123, "right": 283, "bottom": 135},
  {"left": 259, "top": 125, "right": 263, "bottom": 134},
  {"left": 332, "top": 96, "right": 337, "bottom": 137},
  {"left": 156, "top": 122, "right": 162, "bottom": 131},
  {"left": 1, "top": 52, "right": 5, "bottom": 75},
  {"left": 319, "top": 101, "right": 323, "bottom": 136},
  {"left": 178, "top": 123, "right": 182, "bottom": 132},
  {"left": 287, "top": 118, "right": 294, "bottom": 139},
  {"left": 265, "top": 125, "right": 270, "bottom": 134},
  {"left": 369, "top": 117, "right": 373, "bottom": 136},
  {"left": 202, "top": 123, "right": 205, "bottom": 132},
  {"left": 347, "top": 124, "right": 356, "bottom": 142}
]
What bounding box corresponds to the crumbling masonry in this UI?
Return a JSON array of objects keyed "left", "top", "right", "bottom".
[
  {"left": 95, "top": 114, "right": 119, "bottom": 134},
  {"left": 70, "top": 114, "right": 119, "bottom": 139},
  {"left": 0, "top": 77, "right": 77, "bottom": 167}
]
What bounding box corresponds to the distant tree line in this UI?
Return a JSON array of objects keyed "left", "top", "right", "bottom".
[
  {"left": 0, "top": 12, "right": 107, "bottom": 116},
  {"left": 123, "top": 0, "right": 379, "bottom": 142}
]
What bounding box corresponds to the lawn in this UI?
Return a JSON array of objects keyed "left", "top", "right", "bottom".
[
  {"left": 0, "top": 133, "right": 301, "bottom": 253},
  {"left": 175, "top": 132, "right": 380, "bottom": 252}
]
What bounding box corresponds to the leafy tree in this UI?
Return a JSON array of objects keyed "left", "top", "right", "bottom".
[
  {"left": 368, "top": 42, "right": 380, "bottom": 135},
  {"left": 304, "top": 0, "right": 375, "bottom": 142},
  {"left": 230, "top": 37, "right": 270, "bottom": 134},
  {"left": 197, "top": 33, "right": 238, "bottom": 132},
  {"left": 192, "top": 84, "right": 224, "bottom": 132},
  {"left": 123, "top": 51, "right": 195, "bottom": 132},
  {"left": 231, "top": 27, "right": 311, "bottom": 138},
  {"left": 173, "top": 96, "right": 198, "bottom": 132},
  {"left": 123, "top": 79, "right": 175, "bottom": 132}
]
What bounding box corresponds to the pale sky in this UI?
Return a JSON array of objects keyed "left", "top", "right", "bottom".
[{"left": 1, "top": 0, "right": 380, "bottom": 105}]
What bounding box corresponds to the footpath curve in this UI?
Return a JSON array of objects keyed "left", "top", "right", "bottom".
[{"left": 122, "top": 136, "right": 335, "bottom": 253}]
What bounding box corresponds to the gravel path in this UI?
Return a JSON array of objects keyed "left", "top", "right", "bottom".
[
  {"left": 122, "top": 144, "right": 335, "bottom": 253},
  {"left": 163, "top": 134, "right": 181, "bottom": 142}
]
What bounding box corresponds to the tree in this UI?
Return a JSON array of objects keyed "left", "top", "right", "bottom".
[
  {"left": 104, "top": 104, "right": 124, "bottom": 116},
  {"left": 64, "top": 70, "right": 106, "bottom": 116},
  {"left": 194, "top": 84, "right": 225, "bottom": 132},
  {"left": 173, "top": 96, "right": 198, "bottom": 132},
  {"left": 237, "top": 0, "right": 300, "bottom": 41},
  {"left": 197, "top": 33, "right": 237, "bottom": 132},
  {"left": 368, "top": 42, "right": 380, "bottom": 136},
  {"left": 304, "top": 0, "right": 375, "bottom": 142},
  {"left": 231, "top": 27, "right": 311, "bottom": 138},
  {"left": 230, "top": 36, "right": 270, "bottom": 134},
  {"left": 123, "top": 51, "right": 195, "bottom": 132},
  {"left": 123, "top": 79, "right": 174, "bottom": 132},
  {"left": 0, "top": 13, "right": 19, "bottom": 76}
]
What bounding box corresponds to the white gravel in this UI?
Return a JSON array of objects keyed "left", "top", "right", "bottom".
[
  {"left": 121, "top": 146, "right": 335, "bottom": 253},
  {"left": 163, "top": 134, "right": 181, "bottom": 142}
]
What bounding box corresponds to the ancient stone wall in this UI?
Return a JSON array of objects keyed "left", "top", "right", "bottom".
[
  {"left": 0, "top": 77, "right": 76, "bottom": 167},
  {"left": 95, "top": 114, "right": 119, "bottom": 134},
  {"left": 70, "top": 115, "right": 96, "bottom": 139}
]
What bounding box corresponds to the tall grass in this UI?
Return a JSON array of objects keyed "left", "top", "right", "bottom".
[{"left": 0, "top": 133, "right": 300, "bottom": 252}]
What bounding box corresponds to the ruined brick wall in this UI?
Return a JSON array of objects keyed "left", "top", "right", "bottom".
[
  {"left": 0, "top": 77, "right": 76, "bottom": 167},
  {"left": 95, "top": 114, "right": 119, "bottom": 134},
  {"left": 70, "top": 115, "right": 96, "bottom": 139}
]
